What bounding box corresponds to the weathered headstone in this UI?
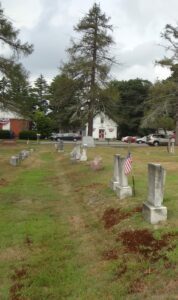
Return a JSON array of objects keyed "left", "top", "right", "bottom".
[
  {"left": 115, "top": 157, "right": 132, "bottom": 199},
  {"left": 70, "top": 142, "right": 81, "bottom": 162},
  {"left": 58, "top": 140, "right": 64, "bottom": 152},
  {"left": 19, "top": 150, "right": 30, "bottom": 160},
  {"left": 36, "top": 133, "right": 41, "bottom": 144},
  {"left": 10, "top": 155, "right": 20, "bottom": 166},
  {"left": 90, "top": 156, "right": 103, "bottom": 171},
  {"left": 170, "top": 137, "right": 175, "bottom": 154},
  {"left": 110, "top": 154, "right": 120, "bottom": 190},
  {"left": 82, "top": 136, "right": 95, "bottom": 147},
  {"left": 80, "top": 146, "right": 87, "bottom": 161},
  {"left": 142, "top": 163, "right": 167, "bottom": 224}
]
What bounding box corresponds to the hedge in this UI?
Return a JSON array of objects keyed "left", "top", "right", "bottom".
[{"left": 19, "top": 130, "right": 37, "bottom": 140}]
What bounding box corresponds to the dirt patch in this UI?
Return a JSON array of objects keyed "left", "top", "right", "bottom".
[
  {"left": 102, "top": 207, "right": 142, "bottom": 229},
  {"left": 10, "top": 266, "right": 28, "bottom": 300},
  {"left": 102, "top": 208, "right": 131, "bottom": 229},
  {"left": 24, "top": 236, "right": 33, "bottom": 247},
  {"left": 11, "top": 267, "right": 28, "bottom": 281},
  {"left": 10, "top": 283, "right": 24, "bottom": 300},
  {"left": 102, "top": 249, "right": 118, "bottom": 260},
  {"left": 116, "top": 229, "right": 178, "bottom": 261},
  {"left": 0, "top": 178, "right": 8, "bottom": 186}
]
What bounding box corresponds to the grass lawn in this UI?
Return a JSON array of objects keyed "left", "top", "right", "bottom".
[{"left": 0, "top": 142, "right": 178, "bottom": 299}]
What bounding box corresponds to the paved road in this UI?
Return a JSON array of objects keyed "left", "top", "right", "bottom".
[{"left": 39, "top": 140, "right": 148, "bottom": 147}]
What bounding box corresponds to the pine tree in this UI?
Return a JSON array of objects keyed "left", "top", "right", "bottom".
[
  {"left": 32, "top": 75, "right": 50, "bottom": 113},
  {"left": 157, "top": 24, "right": 178, "bottom": 144},
  {"left": 62, "top": 3, "right": 115, "bottom": 136},
  {"left": 0, "top": 2, "right": 33, "bottom": 110}
]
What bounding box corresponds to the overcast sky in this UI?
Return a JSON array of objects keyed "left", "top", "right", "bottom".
[{"left": 1, "top": 0, "right": 177, "bottom": 84}]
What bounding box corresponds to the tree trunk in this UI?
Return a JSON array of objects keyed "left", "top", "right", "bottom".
[{"left": 88, "top": 112, "right": 93, "bottom": 136}]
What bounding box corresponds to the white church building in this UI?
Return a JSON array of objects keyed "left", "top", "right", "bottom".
[{"left": 86, "top": 113, "right": 118, "bottom": 140}]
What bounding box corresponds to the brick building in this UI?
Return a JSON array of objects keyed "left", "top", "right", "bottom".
[{"left": 0, "top": 109, "right": 30, "bottom": 137}]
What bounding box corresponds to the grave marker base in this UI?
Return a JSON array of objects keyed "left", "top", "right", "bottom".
[
  {"left": 115, "top": 185, "right": 132, "bottom": 199},
  {"left": 110, "top": 180, "right": 119, "bottom": 191},
  {"left": 142, "top": 202, "right": 167, "bottom": 224}
]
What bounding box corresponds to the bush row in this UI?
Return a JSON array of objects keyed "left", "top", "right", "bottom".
[{"left": 0, "top": 130, "right": 39, "bottom": 140}]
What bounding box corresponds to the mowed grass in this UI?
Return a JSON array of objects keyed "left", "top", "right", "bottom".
[{"left": 0, "top": 142, "right": 178, "bottom": 299}]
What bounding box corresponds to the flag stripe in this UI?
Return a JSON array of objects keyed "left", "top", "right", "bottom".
[{"left": 124, "top": 152, "right": 132, "bottom": 175}]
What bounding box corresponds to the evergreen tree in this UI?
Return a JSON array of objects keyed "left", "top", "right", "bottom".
[
  {"left": 0, "top": 2, "right": 33, "bottom": 111},
  {"left": 32, "top": 75, "right": 50, "bottom": 113},
  {"left": 157, "top": 24, "right": 178, "bottom": 144},
  {"left": 111, "top": 79, "right": 152, "bottom": 137},
  {"left": 62, "top": 3, "right": 115, "bottom": 135},
  {"left": 0, "top": 3, "right": 33, "bottom": 76},
  {"left": 49, "top": 74, "right": 82, "bottom": 131},
  {"left": 0, "top": 64, "right": 34, "bottom": 116}
]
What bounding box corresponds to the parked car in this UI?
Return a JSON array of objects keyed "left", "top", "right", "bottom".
[
  {"left": 50, "top": 133, "right": 81, "bottom": 141},
  {"left": 136, "top": 136, "right": 148, "bottom": 144},
  {"left": 147, "top": 134, "right": 170, "bottom": 146},
  {"left": 121, "top": 136, "right": 137, "bottom": 143}
]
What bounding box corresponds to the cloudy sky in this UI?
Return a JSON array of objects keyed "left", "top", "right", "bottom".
[{"left": 1, "top": 0, "right": 177, "bottom": 83}]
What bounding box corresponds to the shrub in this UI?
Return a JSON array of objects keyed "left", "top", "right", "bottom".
[
  {"left": 19, "top": 130, "right": 37, "bottom": 140},
  {"left": 0, "top": 130, "right": 13, "bottom": 139}
]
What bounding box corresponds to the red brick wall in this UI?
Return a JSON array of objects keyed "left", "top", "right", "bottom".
[{"left": 10, "top": 119, "right": 30, "bottom": 137}]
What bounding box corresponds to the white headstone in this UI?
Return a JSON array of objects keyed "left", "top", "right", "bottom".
[
  {"left": 82, "top": 136, "right": 95, "bottom": 147},
  {"left": 115, "top": 156, "right": 132, "bottom": 199},
  {"left": 142, "top": 163, "right": 167, "bottom": 224},
  {"left": 80, "top": 147, "right": 87, "bottom": 161}
]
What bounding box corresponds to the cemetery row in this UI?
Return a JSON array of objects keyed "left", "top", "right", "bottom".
[
  {"left": 9, "top": 136, "right": 168, "bottom": 226},
  {"left": 10, "top": 149, "right": 34, "bottom": 166},
  {"left": 56, "top": 136, "right": 168, "bottom": 226}
]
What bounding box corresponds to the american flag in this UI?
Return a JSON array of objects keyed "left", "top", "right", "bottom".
[{"left": 124, "top": 152, "right": 132, "bottom": 175}]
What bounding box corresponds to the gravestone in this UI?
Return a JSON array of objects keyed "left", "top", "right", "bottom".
[
  {"left": 82, "top": 136, "right": 95, "bottom": 147},
  {"left": 170, "top": 137, "right": 175, "bottom": 154},
  {"left": 58, "top": 140, "right": 64, "bottom": 152},
  {"left": 90, "top": 156, "right": 103, "bottom": 171},
  {"left": 115, "top": 156, "right": 132, "bottom": 199},
  {"left": 110, "top": 154, "right": 120, "bottom": 190},
  {"left": 142, "top": 163, "right": 167, "bottom": 224},
  {"left": 80, "top": 146, "right": 87, "bottom": 161},
  {"left": 10, "top": 155, "right": 20, "bottom": 166},
  {"left": 36, "top": 133, "right": 41, "bottom": 144},
  {"left": 19, "top": 150, "right": 30, "bottom": 160},
  {"left": 55, "top": 140, "right": 64, "bottom": 152},
  {"left": 70, "top": 142, "right": 81, "bottom": 162}
]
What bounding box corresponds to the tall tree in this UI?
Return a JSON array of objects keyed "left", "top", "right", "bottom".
[
  {"left": 141, "top": 79, "right": 176, "bottom": 132},
  {"left": 62, "top": 3, "right": 115, "bottom": 135},
  {"left": 157, "top": 24, "right": 178, "bottom": 144},
  {"left": 49, "top": 74, "right": 83, "bottom": 131},
  {"left": 0, "top": 2, "right": 33, "bottom": 110},
  {"left": 0, "top": 63, "right": 35, "bottom": 116},
  {"left": 111, "top": 79, "right": 152, "bottom": 137},
  {"left": 32, "top": 75, "right": 50, "bottom": 113}
]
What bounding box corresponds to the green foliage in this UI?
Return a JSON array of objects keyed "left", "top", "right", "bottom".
[
  {"left": 111, "top": 79, "right": 152, "bottom": 136},
  {"left": 142, "top": 79, "right": 176, "bottom": 130},
  {"left": 50, "top": 74, "right": 83, "bottom": 131},
  {"left": 0, "top": 3, "right": 33, "bottom": 115},
  {"left": 0, "top": 129, "right": 12, "bottom": 139},
  {"left": 0, "top": 3, "right": 33, "bottom": 79},
  {"left": 156, "top": 23, "right": 178, "bottom": 143},
  {"left": 33, "top": 111, "right": 54, "bottom": 138},
  {"left": 31, "top": 75, "right": 50, "bottom": 113},
  {"left": 19, "top": 130, "right": 37, "bottom": 140},
  {"left": 61, "top": 3, "right": 115, "bottom": 135}
]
